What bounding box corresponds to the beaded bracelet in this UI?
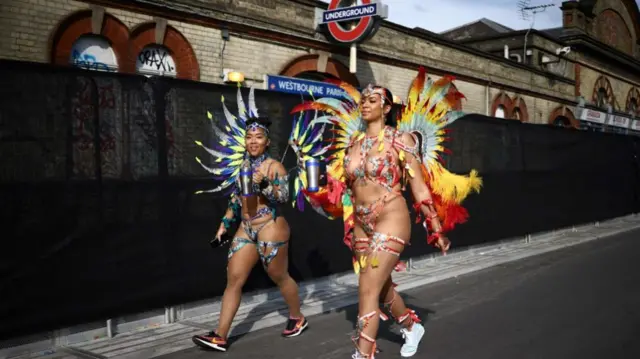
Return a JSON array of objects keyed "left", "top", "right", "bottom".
[{"left": 222, "top": 216, "right": 233, "bottom": 229}]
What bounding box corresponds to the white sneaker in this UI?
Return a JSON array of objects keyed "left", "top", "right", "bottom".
[{"left": 400, "top": 323, "right": 425, "bottom": 357}]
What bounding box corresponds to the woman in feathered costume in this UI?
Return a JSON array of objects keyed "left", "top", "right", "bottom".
[
  {"left": 289, "top": 67, "right": 482, "bottom": 358},
  {"left": 191, "top": 87, "right": 308, "bottom": 352}
]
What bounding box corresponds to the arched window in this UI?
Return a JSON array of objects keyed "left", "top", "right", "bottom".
[
  {"left": 591, "top": 76, "right": 614, "bottom": 109},
  {"left": 51, "top": 11, "right": 129, "bottom": 72},
  {"left": 130, "top": 23, "right": 199, "bottom": 80},
  {"left": 548, "top": 106, "right": 578, "bottom": 129},
  {"left": 552, "top": 116, "right": 571, "bottom": 127},
  {"left": 491, "top": 92, "right": 513, "bottom": 119},
  {"left": 294, "top": 70, "right": 340, "bottom": 82},
  {"left": 512, "top": 107, "right": 521, "bottom": 120},
  {"left": 69, "top": 35, "right": 118, "bottom": 72},
  {"left": 280, "top": 54, "right": 360, "bottom": 88},
  {"left": 136, "top": 45, "right": 177, "bottom": 77}
]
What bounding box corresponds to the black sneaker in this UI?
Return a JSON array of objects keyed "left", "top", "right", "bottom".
[
  {"left": 281, "top": 316, "right": 309, "bottom": 338},
  {"left": 192, "top": 331, "right": 228, "bottom": 352}
]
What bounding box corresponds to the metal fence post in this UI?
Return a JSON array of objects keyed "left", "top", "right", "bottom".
[{"left": 106, "top": 319, "right": 114, "bottom": 338}]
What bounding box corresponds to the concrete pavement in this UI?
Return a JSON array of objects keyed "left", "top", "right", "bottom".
[
  {"left": 4, "top": 214, "right": 640, "bottom": 359},
  {"left": 159, "top": 227, "right": 640, "bottom": 359}
]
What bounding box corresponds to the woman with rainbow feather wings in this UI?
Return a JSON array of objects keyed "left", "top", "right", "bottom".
[
  {"left": 288, "top": 67, "right": 482, "bottom": 358},
  {"left": 191, "top": 87, "right": 308, "bottom": 353}
]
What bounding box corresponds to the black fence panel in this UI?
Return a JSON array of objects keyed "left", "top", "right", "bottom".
[{"left": 0, "top": 60, "right": 637, "bottom": 340}]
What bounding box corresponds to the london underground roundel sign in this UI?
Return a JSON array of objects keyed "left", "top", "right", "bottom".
[{"left": 318, "top": 0, "right": 388, "bottom": 44}]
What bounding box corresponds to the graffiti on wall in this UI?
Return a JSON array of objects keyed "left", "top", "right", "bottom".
[
  {"left": 71, "top": 77, "right": 122, "bottom": 178},
  {"left": 136, "top": 46, "right": 177, "bottom": 77},
  {"left": 129, "top": 85, "right": 178, "bottom": 179},
  {"left": 69, "top": 36, "right": 118, "bottom": 73},
  {"left": 71, "top": 50, "right": 113, "bottom": 72}
]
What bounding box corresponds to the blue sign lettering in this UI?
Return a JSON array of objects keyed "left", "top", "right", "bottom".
[{"left": 266, "top": 75, "right": 348, "bottom": 99}]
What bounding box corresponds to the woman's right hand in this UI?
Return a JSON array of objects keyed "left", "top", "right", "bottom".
[{"left": 215, "top": 223, "right": 227, "bottom": 241}]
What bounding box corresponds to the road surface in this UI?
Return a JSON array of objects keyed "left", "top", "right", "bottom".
[{"left": 158, "top": 229, "right": 640, "bottom": 359}]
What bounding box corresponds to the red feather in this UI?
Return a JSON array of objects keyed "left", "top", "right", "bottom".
[
  {"left": 290, "top": 101, "right": 318, "bottom": 114},
  {"left": 302, "top": 189, "right": 344, "bottom": 219}
]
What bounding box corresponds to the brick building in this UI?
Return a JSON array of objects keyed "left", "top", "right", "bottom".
[{"left": 1, "top": 0, "right": 639, "bottom": 134}]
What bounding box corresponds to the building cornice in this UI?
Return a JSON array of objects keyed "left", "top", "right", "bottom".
[
  {"left": 457, "top": 29, "right": 564, "bottom": 46},
  {"left": 80, "top": 0, "right": 575, "bottom": 96},
  {"left": 459, "top": 28, "right": 640, "bottom": 71},
  {"left": 562, "top": 34, "right": 640, "bottom": 73}
]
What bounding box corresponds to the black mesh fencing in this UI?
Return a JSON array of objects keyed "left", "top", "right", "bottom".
[{"left": 0, "top": 60, "right": 638, "bottom": 340}]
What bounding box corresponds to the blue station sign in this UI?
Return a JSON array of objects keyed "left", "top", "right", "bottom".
[{"left": 265, "top": 75, "right": 348, "bottom": 99}]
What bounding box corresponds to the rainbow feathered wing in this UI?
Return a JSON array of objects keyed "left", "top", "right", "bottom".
[
  {"left": 398, "top": 67, "right": 482, "bottom": 232},
  {"left": 289, "top": 67, "right": 482, "bottom": 264},
  {"left": 288, "top": 109, "right": 333, "bottom": 216},
  {"left": 193, "top": 86, "right": 261, "bottom": 195},
  {"left": 289, "top": 82, "right": 365, "bottom": 247}
]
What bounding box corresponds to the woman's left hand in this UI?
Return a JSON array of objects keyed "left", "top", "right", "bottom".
[
  {"left": 267, "top": 168, "right": 278, "bottom": 181},
  {"left": 253, "top": 169, "right": 265, "bottom": 184}
]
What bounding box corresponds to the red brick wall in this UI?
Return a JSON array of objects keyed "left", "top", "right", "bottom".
[{"left": 595, "top": 9, "right": 633, "bottom": 55}]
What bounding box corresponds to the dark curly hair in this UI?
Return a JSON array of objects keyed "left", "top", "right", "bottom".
[{"left": 368, "top": 86, "right": 397, "bottom": 126}]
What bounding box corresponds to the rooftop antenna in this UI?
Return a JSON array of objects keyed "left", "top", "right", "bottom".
[
  {"left": 517, "top": 0, "right": 532, "bottom": 21},
  {"left": 519, "top": 1, "right": 555, "bottom": 65}
]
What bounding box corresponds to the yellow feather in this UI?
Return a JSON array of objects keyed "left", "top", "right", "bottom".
[
  {"left": 360, "top": 256, "right": 368, "bottom": 269},
  {"left": 195, "top": 190, "right": 204, "bottom": 194},
  {"left": 195, "top": 156, "right": 202, "bottom": 164},
  {"left": 292, "top": 181, "right": 300, "bottom": 208},
  {"left": 221, "top": 140, "right": 227, "bottom": 146},
  {"left": 207, "top": 112, "right": 213, "bottom": 120},
  {"left": 303, "top": 143, "right": 313, "bottom": 153},
  {"left": 229, "top": 153, "right": 243, "bottom": 159},
  {"left": 407, "top": 166, "right": 415, "bottom": 178},
  {"left": 194, "top": 140, "right": 203, "bottom": 147},
  {"left": 429, "top": 164, "right": 483, "bottom": 204}
]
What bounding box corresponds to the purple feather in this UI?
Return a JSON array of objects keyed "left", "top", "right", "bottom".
[
  {"left": 309, "top": 125, "right": 322, "bottom": 143},
  {"left": 296, "top": 191, "right": 305, "bottom": 211}
]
